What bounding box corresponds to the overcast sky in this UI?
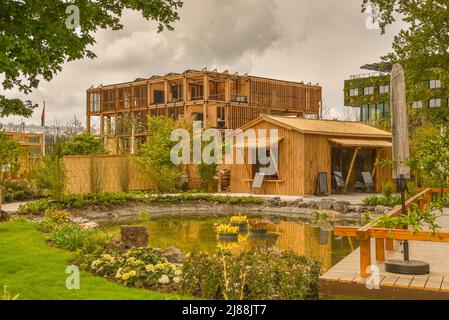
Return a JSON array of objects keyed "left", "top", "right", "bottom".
[{"left": 2, "top": 0, "right": 403, "bottom": 126}]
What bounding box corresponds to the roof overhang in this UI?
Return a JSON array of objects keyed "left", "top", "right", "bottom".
[{"left": 329, "top": 138, "right": 392, "bottom": 148}]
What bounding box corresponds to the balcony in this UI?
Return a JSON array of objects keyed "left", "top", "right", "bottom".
[
  {"left": 168, "top": 97, "right": 183, "bottom": 103},
  {"left": 190, "top": 96, "right": 203, "bottom": 101},
  {"left": 231, "top": 95, "right": 248, "bottom": 103},
  {"left": 209, "top": 94, "right": 225, "bottom": 101}
]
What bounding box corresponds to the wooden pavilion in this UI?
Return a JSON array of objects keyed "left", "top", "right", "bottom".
[{"left": 229, "top": 115, "right": 392, "bottom": 196}]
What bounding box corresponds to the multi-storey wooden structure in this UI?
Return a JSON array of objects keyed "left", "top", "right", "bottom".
[{"left": 86, "top": 69, "right": 321, "bottom": 152}]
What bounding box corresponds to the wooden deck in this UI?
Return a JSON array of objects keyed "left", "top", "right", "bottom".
[{"left": 320, "top": 212, "right": 449, "bottom": 300}]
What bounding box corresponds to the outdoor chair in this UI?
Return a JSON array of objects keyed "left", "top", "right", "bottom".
[
  {"left": 332, "top": 171, "right": 345, "bottom": 193},
  {"left": 361, "top": 171, "right": 375, "bottom": 192}
]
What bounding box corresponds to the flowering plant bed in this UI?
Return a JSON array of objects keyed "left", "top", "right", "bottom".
[
  {"left": 230, "top": 214, "right": 249, "bottom": 232},
  {"left": 249, "top": 221, "right": 269, "bottom": 234},
  {"left": 216, "top": 223, "right": 239, "bottom": 241}
]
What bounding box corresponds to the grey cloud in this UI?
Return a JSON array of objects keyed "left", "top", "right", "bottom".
[{"left": 2, "top": 0, "right": 404, "bottom": 126}]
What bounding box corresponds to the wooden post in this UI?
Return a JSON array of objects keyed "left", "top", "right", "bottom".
[
  {"left": 360, "top": 238, "right": 371, "bottom": 277},
  {"left": 375, "top": 238, "right": 385, "bottom": 261},
  {"left": 344, "top": 148, "right": 359, "bottom": 193},
  {"left": 427, "top": 190, "right": 433, "bottom": 205},
  {"left": 418, "top": 199, "right": 425, "bottom": 211},
  {"left": 386, "top": 238, "right": 394, "bottom": 251}
]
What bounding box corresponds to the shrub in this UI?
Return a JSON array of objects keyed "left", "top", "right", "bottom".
[
  {"left": 82, "top": 230, "right": 111, "bottom": 254},
  {"left": 39, "top": 209, "right": 72, "bottom": 233},
  {"left": 0, "top": 180, "right": 39, "bottom": 203},
  {"left": 85, "top": 247, "right": 182, "bottom": 290},
  {"left": 181, "top": 249, "right": 321, "bottom": 300},
  {"left": 49, "top": 224, "right": 87, "bottom": 251},
  {"left": 363, "top": 195, "right": 402, "bottom": 207},
  {"left": 18, "top": 192, "right": 266, "bottom": 214},
  {"left": 28, "top": 151, "right": 66, "bottom": 200},
  {"left": 382, "top": 181, "right": 395, "bottom": 198}
]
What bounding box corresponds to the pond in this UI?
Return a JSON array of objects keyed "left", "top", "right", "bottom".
[{"left": 107, "top": 215, "right": 360, "bottom": 271}]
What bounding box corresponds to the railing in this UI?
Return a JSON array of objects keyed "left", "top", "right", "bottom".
[
  {"left": 334, "top": 188, "right": 449, "bottom": 277},
  {"left": 190, "top": 96, "right": 203, "bottom": 101},
  {"left": 350, "top": 72, "right": 390, "bottom": 80},
  {"left": 209, "top": 94, "right": 225, "bottom": 101},
  {"left": 168, "top": 98, "right": 183, "bottom": 103},
  {"left": 231, "top": 95, "right": 248, "bottom": 103}
]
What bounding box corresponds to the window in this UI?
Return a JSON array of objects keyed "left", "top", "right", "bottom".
[
  {"left": 364, "top": 87, "right": 374, "bottom": 95},
  {"left": 349, "top": 88, "right": 359, "bottom": 97},
  {"left": 379, "top": 85, "right": 389, "bottom": 94},
  {"left": 429, "top": 98, "right": 441, "bottom": 108},
  {"left": 153, "top": 90, "right": 165, "bottom": 104},
  {"left": 133, "top": 85, "right": 147, "bottom": 108},
  {"left": 102, "top": 90, "right": 116, "bottom": 111},
  {"left": 361, "top": 104, "right": 369, "bottom": 122},
  {"left": 89, "top": 92, "right": 101, "bottom": 112},
  {"left": 118, "top": 87, "right": 131, "bottom": 109},
  {"left": 429, "top": 79, "right": 441, "bottom": 89},
  {"left": 217, "top": 106, "right": 226, "bottom": 129},
  {"left": 170, "top": 85, "right": 183, "bottom": 102},
  {"left": 190, "top": 85, "right": 204, "bottom": 100},
  {"left": 252, "top": 149, "right": 278, "bottom": 181},
  {"left": 412, "top": 101, "right": 423, "bottom": 109}
]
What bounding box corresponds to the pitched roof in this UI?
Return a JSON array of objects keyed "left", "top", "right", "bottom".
[{"left": 246, "top": 115, "right": 392, "bottom": 138}]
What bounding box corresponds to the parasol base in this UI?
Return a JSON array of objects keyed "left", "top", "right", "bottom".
[{"left": 385, "top": 260, "right": 430, "bottom": 275}]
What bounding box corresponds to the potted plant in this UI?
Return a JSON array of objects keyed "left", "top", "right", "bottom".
[
  {"left": 249, "top": 220, "right": 269, "bottom": 236},
  {"left": 216, "top": 223, "right": 239, "bottom": 241},
  {"left": 230, "top": 214, "right": 248, "bottom": 232}
]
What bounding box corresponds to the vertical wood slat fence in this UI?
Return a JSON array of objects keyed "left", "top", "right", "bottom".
[
  {"left": 63, "top": 156, "right": 203, "bottom": 194},
  {"left": 334, "top": 188, "right": 449, "bottom": 277}
]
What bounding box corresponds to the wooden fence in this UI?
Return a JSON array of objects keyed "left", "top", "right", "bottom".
[
  {"left": 334, "top": 188, "right": 449, "bottom": 277},
  {"left": 63, "top": 156, "right": 203, "bottom": 194}
]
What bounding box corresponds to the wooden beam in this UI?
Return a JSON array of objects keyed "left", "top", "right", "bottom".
[
  {"left": 344, "top": 147, "right": 359, "bottom": 193},
  {"left": 386, "top": 238, "right": 394, "bottom": 251},
  {"left": 369, "top": 228, "right": 449, "bottom": 242},
  {"left": 375, "top": 238, "right": 385, "bottom": 262},
  {"left": 360, "top": 239, "right": 371, "bottom": 277}
]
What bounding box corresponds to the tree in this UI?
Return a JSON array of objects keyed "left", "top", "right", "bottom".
[
  {"left": 61, "top": 132, "right": 108, "bottom": 156},
  {"left": 0, "top": 132, "right": 21, "bottom": 180},
  {"left": 30, "top": 142, "right": 66, "bottom": 200},
  {"left": 0, "top": 0, "right": 183, "bottom": 117},
  {"left": 135, "top": 116, "right": 189, "bottom": 193},
  {"left": 362, "top": 0, "right": 449, "bottom": 102},
  {"left": 408, "top": 125, "right": 449, "bottom": 188}
]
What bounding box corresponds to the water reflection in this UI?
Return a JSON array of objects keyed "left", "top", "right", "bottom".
[{"left": 119, "top": 217, "right": 358, "bottom": 271}]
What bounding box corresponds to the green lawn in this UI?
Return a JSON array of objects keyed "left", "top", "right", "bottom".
[{"left": 0, "top": 221, "right": 191, "bottom": 300}]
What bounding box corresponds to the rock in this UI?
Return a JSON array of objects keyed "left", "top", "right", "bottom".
[
  {"left": 120, "top": 225, "right": 149, "bottom": 248},
  {"left": 375, "top": 205, "right": 391, "bottom": 215},
  {"left": 161, "top": 247, "right": 185, "bottom": 263},
  {"left": 0, "top": 210, "right": 9, "bottom": 222},
  {"left": 318, "top": 199, "right": 335, "bottom": 210},
  {"left": 333, "top": 201, "right": 352, "bottom": 213},
  {"left": 80, "top": 221, "right": 99, "bottom": 230},
  {"left": 267, "top": 197, "right": 281, "bottom": 207},
  {"left": 279, "top": 201, "right": 289, "bottom": 207},
  {"left": 307, "top": 201, "right": 319, "bottom": 209},
  {"left": 71, "top": 217, "right": 90, "bottom": 224},
  {"left": 86, "top": 212, "right": 111, "bottom": 220},
  {"left": 351, "top": 205, "right": 366, "bottom": 213}
]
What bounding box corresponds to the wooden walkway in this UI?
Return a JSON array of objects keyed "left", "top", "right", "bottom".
[{"left": 321, "top": 213, "right": 449, "bottom": 300}]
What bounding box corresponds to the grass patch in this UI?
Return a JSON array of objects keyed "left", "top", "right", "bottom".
[{"left": 0, "top": 221, "right": 191, "bottom": 300}]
